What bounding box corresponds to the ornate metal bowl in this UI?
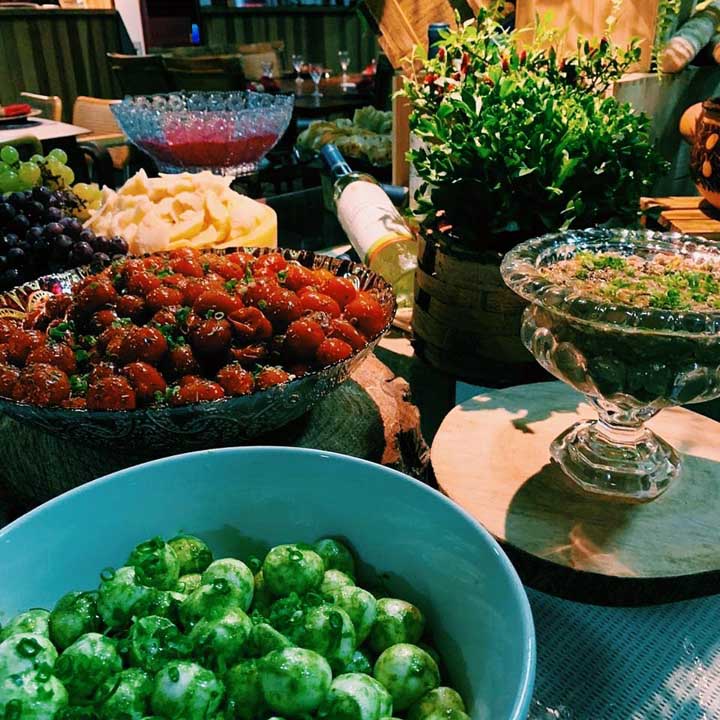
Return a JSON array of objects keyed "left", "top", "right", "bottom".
[{"left": 0, "top": 248, "right": 396, "bottom": 450}]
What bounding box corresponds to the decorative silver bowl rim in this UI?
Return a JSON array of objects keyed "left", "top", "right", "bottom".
[
  {"left": 0, "top": 247, "right": 397, "bottom": 418},
  {"left": 501, "top": 227, "right": 720, "bottom": 338}
]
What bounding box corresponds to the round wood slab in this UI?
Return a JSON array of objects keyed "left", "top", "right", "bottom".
[{"left": 432, "top": 382, "right": 720, "bottom": 605}]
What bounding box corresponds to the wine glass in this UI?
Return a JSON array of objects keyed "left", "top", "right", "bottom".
[
  {"left": 291, "top": 54, "right": 305, "bottom": 95},
  {"left": 338, "top": 50, "right": 351, "bottom": 89},
  {"left": 309, "top": 64, "right": 324, "bottom": 98}
]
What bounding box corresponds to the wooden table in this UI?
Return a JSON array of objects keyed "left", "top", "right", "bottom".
[{"left": 641, "top": 195, "right": 720, "bottom": 239}]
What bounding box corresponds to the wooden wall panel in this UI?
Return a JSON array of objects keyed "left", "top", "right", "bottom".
[
  {"left": 201, "top": 7, "right": 378, "bottom": 73},
  {"left": 0, "top": 9, "right": 127, "bottom": 120}
]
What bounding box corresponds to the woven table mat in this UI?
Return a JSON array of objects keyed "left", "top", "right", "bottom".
[{"left": 527, "top": 588, "right": 720, "bottom": 719}]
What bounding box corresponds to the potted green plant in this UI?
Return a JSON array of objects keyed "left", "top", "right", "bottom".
[{"left": 402, "top": 11, "right": 667, "bottom": 384}]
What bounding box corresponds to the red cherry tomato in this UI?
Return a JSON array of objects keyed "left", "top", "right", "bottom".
[
  {"left": 315, "top": 338, "right": 353, "bottom": 366},
  {"left": 88, "top": 362, "right": 117, "bottom": 385},
  {"left": 75, "top": 281, "right": 118, "bottom": 315},
  {"left": 321, "top": 276, "right": 357, "bottom": 308},
  {"left": 283, "top": 263, "right": 315, "bottom": 292},
  {"left": 284, "top": 319, "right": 325, "bottom": 361},
  {"left": 118, "top": 326, "right": 168, "bottom": 366},
  {"left": 262, "top": 288, "right": 303, "bottom": 330},
  {"left": 42, "top": 295, "right": 72, "bottom": 322},
  {"left": 226, "top": 251, "right": 254, "bottom": 270},
  {"left": 216, "top": 364, "right": 255, "bottom": 396},
  {"left": 298, "top": 291, "right": 341, "bottom": 318},
  {"left": 229, "top": 344, "right": 269, "bottom": 367},
  {"left": 183, "top": 277, "right": 225, "bottom": 306},
  {"left": 244, "top": 278, "right": 280, "bottom": 307},
  {"left": 227, "top": 307, "right": 272, "bottom": 343},
  {"left": 26, "top": 342, "right": 77, "bottom": 376},
  {"left": 328, "top": 318, "right": 367, "bottom": 351},
  {"left": 152, "top": 307, "right": 180, "bottom": 327},
  {"left": 170, "top": 256, "right": 204, "bottom": 278},
  {"left": 6, "top": 329, "right": 45, "bottom": 365},
  {"left": 122, "top": 362, "right": 167, "bottom": 405},
  {"left": 253, "top": 253, "right": 288, "bottom": 278},
  {"left": 142, "top": 256, "right": 164, "bottom": 271},
  {"left": 343, "top": 292, "right": 387, "bottom": 337},
  {"left": 87, "top": 376, "right": 137, "bottom": 410},
  {"left": 171, "top": 379, "right": 225, "bottom": 406},
  {"left": 91, "top": 309, "right": 119, "bottom": 332},
  {"left": 13, "top": 363, "right": 71, "bottom": 407},
  {"left": 0, "top": 363, "right": 19, "bottom": 398},
  {"left": 189, "top": 318, "right": 233, "bottom": 355},
  {"left": 116, "top": 295, "right": 147, "bottom": 322},
  {"left": 126, "top": 271, "right": 162, "bottom": 296},
  {"left": 169, "top": 248, "right": 198, "bottom": 261},
  {"left": 192, "top": 290, "right": 243, "bottom": 318},
  {"left": 256, "top": 367, "right": 291, "bottom": 390},
  {"left": 311, "top": 268, "right": 336, "bottom": 290},
  {"left": 145, "top": 286, "right": 184, "bottom": 313},
  {"left": 212, "top": 257, "right": 247, "bottom": 281},
  {"left": 162, "top": 345, "right": 200, "bottom": 379}
]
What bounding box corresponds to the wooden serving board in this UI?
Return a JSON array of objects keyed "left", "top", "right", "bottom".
[
  {"left": 641, "top": 196, "right": 720, "bottom": 240},
  {"left": 432, "top": 382, "right": 720, "bottom": 605},
  {"left": 0, "top": 354, "right": 429, "bottom": 521}
]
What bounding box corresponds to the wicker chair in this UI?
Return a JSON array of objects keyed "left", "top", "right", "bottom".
[
  {"left": 19, "top": 92, "right": 62, "bottom": 122},
  {"left": 72, "top": 96, "right": 134, "bottom": 186}
]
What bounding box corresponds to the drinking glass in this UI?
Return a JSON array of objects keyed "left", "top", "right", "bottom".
[
  {"left": 338, "top": 50, "right": 351, "bottom": 86},
  {"left": 261, "top": 60, "right": 274, "bottom": 79},
  {"left": 310, "top": 64, "right": 324, "bottom": 98},
  {"left": 291, "top": 54, "right": 305, "bottom": 94}
]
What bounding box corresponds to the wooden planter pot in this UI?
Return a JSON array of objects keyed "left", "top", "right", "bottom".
[{"left": 412, "top": 231, "right": 542, "bottom": 386}]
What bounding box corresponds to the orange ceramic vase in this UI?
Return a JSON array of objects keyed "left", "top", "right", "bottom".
[{"left": 690, "top": 99, "right": 720, "bottom": 208}]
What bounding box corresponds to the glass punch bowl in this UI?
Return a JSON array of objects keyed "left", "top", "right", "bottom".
[
  {"left": 112, "top": 91, "right": 294, "bottom": 176},
  {"left": 501, "top": 228, "right": 720, "bottom": 502}
]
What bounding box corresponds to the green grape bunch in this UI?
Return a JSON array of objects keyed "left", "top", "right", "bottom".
[{"left": 0, "top": 146, "right": 74, "bottom": 194}]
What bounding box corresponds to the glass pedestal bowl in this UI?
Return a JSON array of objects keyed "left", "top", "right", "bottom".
[
  {"left": 501, "top": 228, "right": 720, "bottom": 502},
  {"left": 111, "top": 91, "right": 294, "bottom": 176}
]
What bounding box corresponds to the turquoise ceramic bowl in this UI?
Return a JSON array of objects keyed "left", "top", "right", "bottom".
[{"left": 0, "top": 447, "right": 535, "bottom": 719}]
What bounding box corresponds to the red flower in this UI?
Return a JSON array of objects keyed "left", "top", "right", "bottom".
[
  {"left": 519, "top": 50, "right": 527, "bottom": 65},
  {"left": 501, "top": 56, "right": 510, "bottom": 72},
  {"left": 461, "top": 52, "right": 470, "bottom": 74},
  {"left": 437, "top": 47, "right": 446, "bottom": 61}
]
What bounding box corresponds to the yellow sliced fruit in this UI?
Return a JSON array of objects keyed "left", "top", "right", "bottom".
[
  {"left": 168, "top": 210, "right": 205, "bottom": 242},
  {"left": 185, "top": 224, "right": 219, "bottom": 248}
]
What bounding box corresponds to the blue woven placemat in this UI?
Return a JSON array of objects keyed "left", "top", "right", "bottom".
[{"left": 527, "top": 589, "right": 720, "bottom": 719}]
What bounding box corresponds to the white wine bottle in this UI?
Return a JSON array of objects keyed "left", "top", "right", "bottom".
[{"left": 321, "top": 144, "right": 417, "bottom": 314}]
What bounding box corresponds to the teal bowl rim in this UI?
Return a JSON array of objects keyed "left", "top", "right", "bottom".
[{"left": 0, "top": 446, "right": 536, "bottom": 720}]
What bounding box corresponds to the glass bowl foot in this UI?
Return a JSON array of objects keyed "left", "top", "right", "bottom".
[{"left": 550, "top": 420, "right": 681, "bottom": 502}]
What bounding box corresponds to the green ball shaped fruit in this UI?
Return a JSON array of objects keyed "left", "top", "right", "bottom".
[
  {"left": 259, "top": 647, "right": 332, "bottom": 715},
  {"left": 373, "top": 644, "right": 440, "bottom": 711},
  {"left": 0, "top": 610, "right": 50, "bottom": 643},
  {"left": 262, "top": 545, "right": 324, "bottom": 597},
  {"left": 368, "top": 598, "right": 425, "bottom": 653},
  {"left": 168, "top": 536, "right": 213, "bottom": 575},
  {"left": 150, "top": 661, "right": 224, "bottom": 720},
  {"left": 54, "top": 633, "right": 122, "bottom": 703}
]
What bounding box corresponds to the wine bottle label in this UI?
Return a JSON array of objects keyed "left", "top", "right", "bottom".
[{"left": 336, "top": 181, "right": 412, "bottom": 264}]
